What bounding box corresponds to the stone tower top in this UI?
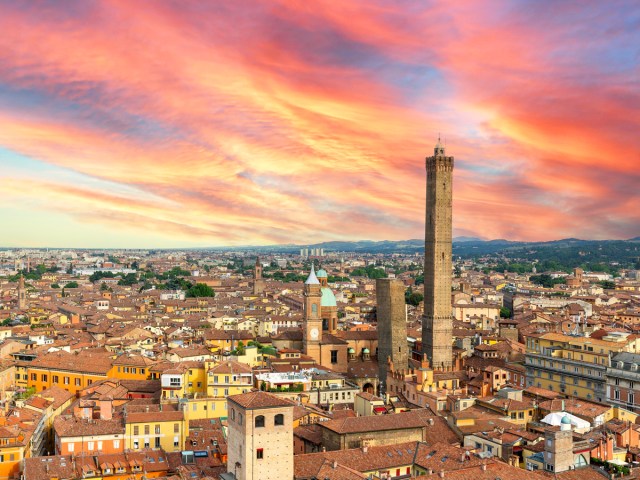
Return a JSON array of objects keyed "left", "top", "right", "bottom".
[{"left": 434, "top": 136, "right": 445, "bottom": 156}]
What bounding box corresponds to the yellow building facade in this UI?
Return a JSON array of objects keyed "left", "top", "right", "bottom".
[{"left": 525, "top": 332, "right": 640, "bottom": 402}]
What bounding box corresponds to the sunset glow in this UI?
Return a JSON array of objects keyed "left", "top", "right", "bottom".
[{"left": 1, "top": 0, "right": 638, "bottom": 247}]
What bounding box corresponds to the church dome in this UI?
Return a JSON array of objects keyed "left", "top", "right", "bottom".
[
  {"left": 321, "top": 287, "right": 337, "bottom": 307},
  {"left": 348, "top": 347, "right": 355, "bottom": 354},
  {"left": 561, "top": 415, "right": 572, "bottom": 425},
  {"left": 363, "top": 348, "right": 370, "bottom": 354},
  {"left": 316, "top": 269, "right": 328, "bottom": 278}
]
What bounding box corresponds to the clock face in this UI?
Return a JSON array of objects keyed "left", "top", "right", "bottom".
[{"left": 310, "top": 328, "right": 319, "bottom": 340}]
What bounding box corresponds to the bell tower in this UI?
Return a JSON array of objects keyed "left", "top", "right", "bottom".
[
  {"left": 303, "top": 264, "right": 322, "bottom": 361},
  {"left": 18, "top": 275, "right": 27, "bottom": 310},
  {"left": 253, "top": 257, "right": 265, "bottom": 295}
]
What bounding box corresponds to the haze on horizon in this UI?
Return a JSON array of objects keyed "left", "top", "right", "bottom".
[{"left": 0, "top": 1, "right": 638, "bottom": 249}]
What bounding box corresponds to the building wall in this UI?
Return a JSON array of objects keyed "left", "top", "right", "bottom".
[
  {"left": 124, "top": 418, "right": 186, "bottom": 452},
  {"left": 28, "top": 367, "right": 109, "bottom": 395},
  {"left": 321, "top": 426, "right": 424, "bottom": 451},
  {"left": 56, "top": 433, "right": 124, "bottom": 456},
  {"left": 226, "top": 403, "right": 294, "bottom": 480}
]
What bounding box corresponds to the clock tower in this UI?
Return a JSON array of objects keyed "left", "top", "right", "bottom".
[{"left": 303, "top": 264, "right": 322, "bottom": 361}]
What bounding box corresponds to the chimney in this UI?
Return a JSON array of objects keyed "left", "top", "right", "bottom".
[
  {"left": 439, "top": 470, "right": 445, "bottom": 478},
  {"left": 362, "top": 445, "right": 368, "bottom": 454},
  {"left": 332, "top": 460, "right": 338, "bottom": 469},
  {"left": 481, "top": 463, "right": 487, "bottom": 471}
]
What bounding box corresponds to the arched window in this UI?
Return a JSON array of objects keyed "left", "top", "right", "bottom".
[
  {"left": 238, "top": 413, "right": 243, "bottom": 426},
  {"left": 312, "top": 304, "right": 318, "bottom": 315},
  {"left": 255, "top": 415, "right": 265, "bottom": 428},
  {"left": 230, "top": 408, "right": 235, "bottom": 421},
  {"left": 274, "top": 414, "right": 284, "bottom": 426}
]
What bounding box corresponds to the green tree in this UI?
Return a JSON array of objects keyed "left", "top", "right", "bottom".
[
  {"left": 186, "top": 283, "right": 215, "bottom": 298},
  {"left": 100, "top": 283, "right": 109, "bottom": 291},
  {"left": 405, "top": 287, "right": 424, "bottom": 306},
  {"left": 598, "top": 280, "right": 616, "bottom": 289},
  {"left": 51, "top": 283, "right": 60, "bottom": 289},
  {"left": 529, "top": 274, "right": 566, "bottom": 288},
  {"left": 117, "top": 273, "right": 138, "bottom": 286},
  {"left": 64, "top": 281, "right": 79, "bottom": 289},
  {"left": 500, "top": 307, "right": 511, "bottom": 318}
]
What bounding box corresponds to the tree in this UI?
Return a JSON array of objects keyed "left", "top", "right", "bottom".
[
  {"left": 186, "top": 283, "right": 215, "bottom": 298},
  {"left": 51, "top": 283, "right": 60, "bottom": 289},
  {"left": 117, "top": 273, "right": 138, "bottom": 286},
  {"left": 500, "top": 307, "right": 511, "bottom": 318},
  {"left": 100, "top": 283, "right": 109, "bottom": 291},
  {"left": 598, "top": 280, "right": 616, "bottom": 289},
  {"left": 64, "top": 281, "right": 79, "bottom": 289},
  {"left": 405, "top": 287, "right": 424, "bottom": 306},
  {"left": 529, "top": 274, "right": 566, "bottom": 289}
]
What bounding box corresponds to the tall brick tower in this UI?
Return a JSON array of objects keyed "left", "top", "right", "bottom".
[
  {"left": 302, "top": 265, "right": 322, "bottom": 361},
  {"left": 253, "top": 257, "right": 265, "bottom": 295},
  {"left": 376, "top": 278, "right": 408, "bottom": 391},
  {"left": 422, "top": 138, "right": 454, "bottom": 371},
  {"left": 18, "top": 275, "right": 27, "bottom": 310}
]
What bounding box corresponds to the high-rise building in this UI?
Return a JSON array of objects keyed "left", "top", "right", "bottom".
[
  {"left": 376, "top": 278, "right": 408, "bottom": 391},
  {"left": 422, "top": 139, "right": 454, "bottom": 371}
]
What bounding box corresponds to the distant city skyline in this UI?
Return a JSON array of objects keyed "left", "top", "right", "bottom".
[{"left": 0, "top": 1, "right": 638, "bottom": 248}]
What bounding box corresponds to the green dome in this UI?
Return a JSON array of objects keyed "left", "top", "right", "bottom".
[
  {"left": 321, "top": 287, "right": 337, "bottom": 307},
  {"left": 348, "top": 347, "right": 355, "bottom": 353},
  {"left": 316, "top": 269, "right": 328, "bottom": 278},
  {"left": 561, "top": 415, "right": 572, "bottom": 425},
  {"left": 363, "top": 348, "right": 370, "bottom": 354}
]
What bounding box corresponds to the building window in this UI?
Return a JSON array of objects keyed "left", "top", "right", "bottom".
[
  {"left": 31, "top": 373, "right": 36, "bottom": 381},
  {"left": 133, "top": 440, "right": 139, "bottom": 449},
  {"left": 255, "top": 415, "right": 265, "bottom": 428},
  {"left": 53, "top": 375, "right": 59, "bottom": 383},
  {"left": 145, "top": 425, "right": 150, "bottom": 435},
  {"left": 331, "top": 350, "right": 338, "bottom": 364},
  {"left": 174, "top": 436, "right": 179, "bottom": 447},
  {"left": 113, "top": 440, "right": 119, "bottom": 449},
  {"left": 68, "top": 442, "right": 74, "bottom": 452},
  {"left": 134, "top": 426, "right": 139, "bottom": 435},
  {"left": 256, "top": 448, "right": 264, "bottom": 459},
  {"left": 155, "top": 425, "right": 161, "bottom": 434},
  {"left": 75, "top": 378, "right": 81, "bottom": 386},
  {"left": 144, "top": 440, "right": 150, "bottom": 448},
  {"left": 155, "top": 437, "right": 161, "bottom": 448},
  {"left": 88, "top": 441, "right": 94, "bottom": 451},
  {"left": 615, "top": 390, "right": 620, "bottom": 400},
  {"left": 41, "top": 374, "right": 48, "bottom": 382},
  {"left": 64, "top": 377, "right": 69, "bottom": 385},
  {"left": 274, "top": 414, "right": 284, "bottom": 426},
  {"left": 174, "top": 423, "right": 179, "bottom": 433}
]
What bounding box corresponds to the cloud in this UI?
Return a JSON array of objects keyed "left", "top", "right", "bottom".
[{"left": 0, "top": 0, "right": 637, "bottom": 246}]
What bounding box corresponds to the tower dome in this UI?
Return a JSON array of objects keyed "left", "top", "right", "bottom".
[{"left": 316, "top": 269, "right": 328, "bottom": 278}]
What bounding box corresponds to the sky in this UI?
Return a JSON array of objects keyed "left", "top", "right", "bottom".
[{"left": 0, "top": 0, "right": 638, "bottom": 248}]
